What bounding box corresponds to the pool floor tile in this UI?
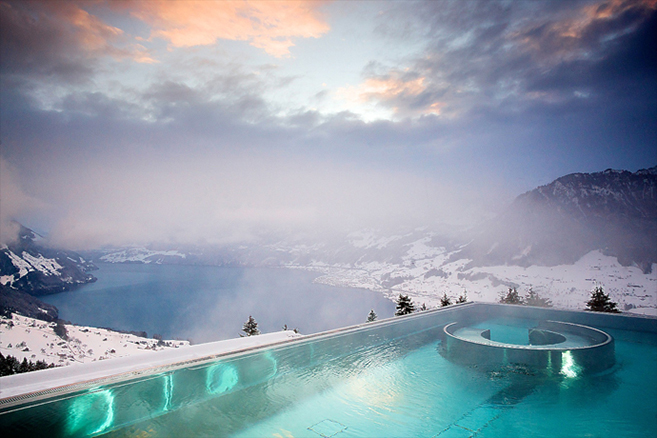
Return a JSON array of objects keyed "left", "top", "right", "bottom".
[
  {"left": 308, "top": 419, "right": 348, "bottom": 437},
  {"left": 432, "top": 424, "right": 474, "bottom": 438},
  {"left": 455, "top": 406, "right": 500, "bottom": 432}
]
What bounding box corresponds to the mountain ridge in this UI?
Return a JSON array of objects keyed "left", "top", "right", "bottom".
[
  {"left": 0, "top": 223, "right": 97, "bottom": 296},
  {"left": 2, "top": 166, "right": 654, "bottom": 316},
  {"left": 455, "top": 166, "right": 657, "bottom": 272}
]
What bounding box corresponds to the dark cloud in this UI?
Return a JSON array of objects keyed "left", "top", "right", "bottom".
[
  {"left": 0, "top": 0, "right": 151, "bottom": 84},
  {"left": 369, "top": 0, "right": 656, "bottom": 118},
  {"left": 342, "top": 0, "right": 656, "bottom": 185},
  {"left": 0, "top": 1, "right": 94, "bottom": 82}
]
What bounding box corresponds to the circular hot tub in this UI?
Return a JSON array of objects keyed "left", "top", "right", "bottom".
[{"left": 442, "top": 320, "right": 615, "bottom": 375}]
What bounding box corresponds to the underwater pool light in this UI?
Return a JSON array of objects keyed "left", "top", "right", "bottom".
[
  {"left": 560, "top": 351, "right": 581, "bottom": 378},
  {"left": 66, "top": 388, "right": 115, "bottom": 435},
  {"left": 206, "top": 363, "right": 239, "bottom": 395},
  {"left": 162, "top": 374, "right": 173, "bottom": 412}
]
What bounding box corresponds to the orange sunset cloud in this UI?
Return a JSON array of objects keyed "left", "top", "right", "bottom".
[
  {"left": 338, "top": 75, "right": 445, "bottom": 116},
  {"left": 129, "top": 0, "right": 331, "bottom": 57}
]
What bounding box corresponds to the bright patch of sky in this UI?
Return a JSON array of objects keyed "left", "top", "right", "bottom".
[{"left": 72, "top": 1, "right": 428, "bottom": 122}]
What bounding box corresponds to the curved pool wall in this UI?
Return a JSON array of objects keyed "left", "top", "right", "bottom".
[
  {"left": 0, "top": 303, "right": 655, "bottom": 436},
  {"left": 443, "top": 320, "right": 615, "bottom": 373}
]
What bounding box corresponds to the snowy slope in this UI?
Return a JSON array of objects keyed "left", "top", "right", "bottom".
[
  {"left": 91, "top": 168, "right": 657, "bottom": 313},
  {"left": 93, "top": 228, "right": 657, "bottom": 314},
  {"left": 279, "top": 167, "right": 657, "bottom": 312},
  {"left": 298, "top": 244, "right": 656, "bottom": 313},
  {"left": 100, "top": 247, "right": 187, "bottom": 264},
  {"left": 0, "top": 314, "right": 189, "bottom": 366},
  {"left": 0, "top": 224, "right": 97, "bottom": 295}
]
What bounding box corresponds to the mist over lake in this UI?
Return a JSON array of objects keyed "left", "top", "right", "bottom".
[{"left": 39, "top": 263, "right": 395, "bottom": 344}]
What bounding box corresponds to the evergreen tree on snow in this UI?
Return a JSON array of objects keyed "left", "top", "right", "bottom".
[
  {"left": 499, "top": 287, "right": 523, "bottom": 305},
  {"left": 456, "top": 291, "right": 468, "bottom": 303},
  {"left": 440, "top": 293, "right": 452, "bottom": 307},
  {"left": 395, "top": 294, "right": 415, "bottom": 316},
  {"left": 241, "top": 315, "right": 260, "bottom": 336},
  {"left": 524, "top": 288, "right": 552, "bottom": 307},
  {"left": 0, "top": 353, "right": 54, "bottom": 376},
  {"left": 419, "top": 303, "right": 428, "bottom": 311},
  {"left": 367, "top": 309, "right": 377, "bottom": 322},
  {"left": 585, "top": 286, "right": 620, "bottom": 313}
]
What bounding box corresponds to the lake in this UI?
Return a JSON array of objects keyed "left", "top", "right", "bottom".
[{"left": 40, "top": 263, "right": 396, "bottom": 344}]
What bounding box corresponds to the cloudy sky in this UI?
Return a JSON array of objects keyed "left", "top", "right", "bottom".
[{"left": 1, "top": 0, "right": 655, "bottom": 248}]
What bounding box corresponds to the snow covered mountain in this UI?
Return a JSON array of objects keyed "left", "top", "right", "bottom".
[
  {"left": 94, "top": 167, "right": 657, "bottom": 314},
  {"left": 0, "top": 223, "right": 97, "bottom": 295},
  {"left": 285, "top": 168, "right": 657, "bottom": 313},
  {"left": 457, "top": 166, "right": 657, "bottom": 272}
]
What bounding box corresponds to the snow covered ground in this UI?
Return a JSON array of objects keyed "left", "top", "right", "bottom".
[
  {"left": 0, "top": 314, "right": 190, "bottom": 366},
  {"left": 100, "top": 248, "right": 187, "bottom": 264},
  {"left": 300, "top": 250, "right": 657, "bottom": 313},
  {"left": 93, "top": 228, "right": 656, "bottom": 316},
  {"left": 1, "top": 325, "right": 304, "bottom": 400}
]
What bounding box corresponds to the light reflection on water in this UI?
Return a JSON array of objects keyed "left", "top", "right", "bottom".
[{"left": 66, "top": 389, "right": 115, "bottom": 436}]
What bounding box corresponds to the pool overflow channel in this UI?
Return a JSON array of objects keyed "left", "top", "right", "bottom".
[{"left": 0, "top": 302, "right": 653, "bottom": 437}]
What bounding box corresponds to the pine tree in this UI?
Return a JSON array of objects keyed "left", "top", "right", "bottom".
[
  {"left": 367, "top": 309, "right": 377, "bottom": 322},
  {"left": 241, "top": 315, "right": 260, "bottom": 336},
  {"left": 419, "top": 303, "right": 428, "bottom": 311},
  {"left": 395, "top": 294, "right": 415, "bottom": 316},
  {"left": 456, "top": 291, "right": 468, "bottom": 303},
  {"left": 499, "top": 287, "right": 523, "bottom": 305},
  {"left": 585, "top": 286, "right": 620, "bottom": 313},
  {"left": 524, "top": 288, "right": 552, "bottom": 307},
  {"left": 440, "top": 293, "right": 452, "bottom": 307},
  {"left": 0, "top": 353, "right": 55, "bottom": 376}
]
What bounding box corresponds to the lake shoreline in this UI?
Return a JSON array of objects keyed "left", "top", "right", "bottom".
[{"left": 39, "top": 263, "right": 396, "bottom": 344}]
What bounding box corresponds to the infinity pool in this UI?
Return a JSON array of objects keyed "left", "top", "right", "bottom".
[{"left": 1, "top": 303, "right": 655, "bottom": 437}]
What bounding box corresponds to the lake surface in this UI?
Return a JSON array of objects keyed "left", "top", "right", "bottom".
[{"left": 40, "top": 263, "right": 395, "bottom": 344}]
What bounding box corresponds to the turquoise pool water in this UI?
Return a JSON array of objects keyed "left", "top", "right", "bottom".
[
  {"left": 115, "top": 327, "right": 655, "bottom": 438},
  {"left": 472, "top": 318, "right": 538, "bottom": 345},
  {"left": 1, "top": 306, "right": 656, "bottom": 437}
]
